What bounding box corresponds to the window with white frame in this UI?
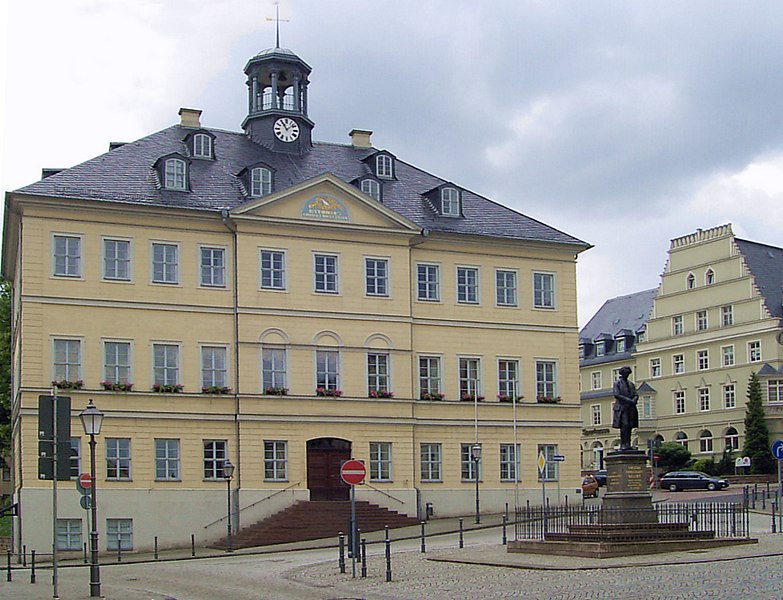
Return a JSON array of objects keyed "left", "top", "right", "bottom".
[
  {"left": 164, "top": 158, "right": 187, "bottom": 190},
  {"left": 673, "top": 354, "right": 685, "bottom": 374},
  {"left": 420, "top": 443, "right": 442, "bottom": 481},
  {"left": 650, "top": 358, "right": 661, "bottom": 378},
  {"left": 53, "top": 234, "right": 81, "bottom": 277},
  {"left": 698, "top": 388, "right": 710, "bottom": 412},
  {"left": 200, "top": 247, "right": 226, "bottom": 287},
  {"left": 103, "top": 238, "right": 130, "bottom": 281},
  {"left": 495, "top": 270, "right": 517, "bottom": 306},
  {"left": 153, "top": 343, "right": 179, "bottom": 386},
  {"left": 201, "top": 346, "right": 227, "bottom": 389},
  {"left": 748, "top": 341, "right": 762, "bottom": 362},
  {"left": 251, "top": 167, "right": 272, "bottom": 197},
  {"left": 69, "top": 437, "right": 81, "bottom": 479},
  {"left": 152, "top": 243, "right": 178, "bottom": 284},
  {"left": 723, "top": 384, "right": 736, "bottom": 409},
  {"left": 721, "top": 305, "right": 733, "bottom": 327},
  {"left": 419, "top": 356, "right": 442, "bottom": 399},
  {"left": 616, "top": 337, "right": 626, "bottom": 353},
  {"left": 262, "top": 347, "right": 287, "bottom": 392},
  {"left": 53, "top": 338, "right": 81, "bottom": 382},
  {"left": 376, "top": 155, "right": 393, "bottom": 179},
  {"left": 638, "top": 329, "right": 647, "bottom": 343},
  {"left": 260, "top": 250, "right": 285, "bottom": 290},
  {"left": 314, "top": 254, "right": 338, "bottom": 293},
  {"left": 461, "top": 443, "right": 481, "bottom": 481},
  {"left": 696, "top": 310, "right": 708, "bottom": 331},
  {"left": 591, "top": 371, "right": 602, "bottom": 391},
  {"left": 106, "top": 519, "right": 133, "bottom": 551},
  {"left": 56, "top": 519, "right": 82, "bottom": 550},
  {"left": 361, "top": 179, "right": 381, "bottom": 200},
  {"left": 365, "top": 258, "right": 389, "bottom": 297},
  {"left": 264, "top": 440, "right": 288, "bottom": 481},
  {"left": 705, "top": 269, "right": 715, "bottom": 285},
  {"left": 456, "top": 267, "right": 479, "bottom": 304},
  {"left": 193, "top": 133, "right": 212, "bottom": 158},
  {"left": 203, "top": 440, "right": 227, "bottom": 479},
  {"left": 500, "top": 444, "right": 520, "bottom": 482},
  {"left": 768, "top": 380, "right": 783, "bottom": 403},
  {"left": 675, "top": 432, "right": 689, "bottom": 448},
  {"left": 369, "top": 442, "right": 392, "bottom": 481},
  {"left": 700, "top": 430, "right": 713, "bottom": 453},
  {"left": 441, "top": 187, "right": 460, "bottom": 216},
  {"left": 686, "top": 273, "right": 695, "bottom": 289},
  {"left": 674, "top": 390, "right": 686, "bottom": 414},
  {"left": 155, "top": 439, "right": 180, "bottom": 480},
  {"left": 697, "top": 349, "right": 709, "bottom": 371},
  {"left": 102, "top": 341, "right": 131, "bottom": 385},
  {"left": 641, "top": 395, "right": 653, "bottom": 419},
  {"left": 417, "top": 264, "right": 440, "bottom": 301},
  {"left": 672, "top": 315, "right": 684, "bottom": 336},
  {"left": 459, "top": 357, "right": 481, "bottom": 399},
  {"left": 596, "top": 341, "right": 605, "bottom": 357},
  {"left": 591, "top": 404, "right": 601, "bottom": 425},
  {"left": 536, "top": 360, "right": 557, "bottom": 399},
  {"left": 316, "top": 349, "right": 340, "bottom": 391},
  {"left": 533, "top": 272, "right": 555, "bottom": 308},
  {"left": 106, "top": 438, "right": 131, "bottom": 480},
  {"left": 611, "top": 368, "right": 621, "bottom": 382},
  {"left": 498, "top": 360, "right": 519, "bottom": 400},
  {"left": 725, "top": 427, "right": 739, "bottom": 450},
  {"left": 538, "top": 444, "right": 558, "bottom": 481},
  {"left": 367, "top": 353, "right": 390, "bottom": 394}
]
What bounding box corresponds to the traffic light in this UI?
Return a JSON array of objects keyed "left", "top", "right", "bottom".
[{"left": 38, "top": 395, "right": 72, "bottom": 481}]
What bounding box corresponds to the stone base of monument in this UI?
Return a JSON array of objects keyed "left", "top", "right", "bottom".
[{"left": 507, "top": 448, "right": 757, "bottom": 558}]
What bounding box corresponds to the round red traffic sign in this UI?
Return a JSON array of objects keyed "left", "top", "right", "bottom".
[
  {"left": 78, "top": 473, "right": 93, "bottom": 489},
  {"left": 340, "top": 459, "right": 366, "bottom": 485}
]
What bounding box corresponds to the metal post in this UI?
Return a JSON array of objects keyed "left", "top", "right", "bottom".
[
  {"left": 191, "top": 534, "right": 196, "bottom": 557},
  {"left": 474, "top": 455, "right": 481, "bottom": 524},
  {"left": 226, "top": 477, "right": 233, "bottom": 553},
  {"left": 772, "top": 502, "right": 777, "bottom": 534},
  {"left": 778, "top": 459, "right": 782, "bottom": 533},
  {"left": 338, "top": 532, "right": 346, "bottom": 574},
  {"left": 420, "top": 521, "right": 426, "bottom": 553},
  {"left": 30, "top": 550, "right": 35, "bottom": 584},
  {"left": 88, "top": 433, "right": 101, "bottom": 596},
  {"left": 385, "top": 536, "right": 392, "bottom": 582},
  {"left": 6, "top": 548, "right": 10, "bottom": 581},
  {"left": 83, "top": 542, "right": 87, "bottom": 564},
  {"left": 52, "top": 393, "right": 59, "bottom": 599},
  {"left": 459, "top": 517, "right": 464, "bottom": 548},
  {"left": 360, "top": 538, "right": 367, "bottom": 578},
  {"left": 351, "top": 484, "right": 357, "bottom": 579},
  {"left": 502, "top": 514, "right": 507, "bottom": 545},
  {"left": 154, "top": 536, "right": 158, "bottom": 560},
  {"left": 22, "top": 545, "right": 26, "bottom": 566}
]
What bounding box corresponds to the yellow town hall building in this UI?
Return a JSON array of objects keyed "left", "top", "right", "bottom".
[{"left": 4, "top": 44, "right": 589, "bottom": 552}]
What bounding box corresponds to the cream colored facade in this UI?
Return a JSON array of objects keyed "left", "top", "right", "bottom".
[
  {"left": 6, "top": 173, "right": 586, "bottom": 552},
  {"left": 581, "top": 225, "right": 783, "bottom": 468}
]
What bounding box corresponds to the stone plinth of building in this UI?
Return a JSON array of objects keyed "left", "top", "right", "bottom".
[{"left": 601, "top": 449, "right": 656, "bottom": 523}]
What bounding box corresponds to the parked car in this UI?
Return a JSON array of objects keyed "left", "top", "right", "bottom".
[
  {"left": 594, "top": 469, "right": 608, "bottom": 487},
  {"left": 581, "top": 475, "right": 599, "bottom": 498},
  {"left": 660, "top": 471, "right": 729, "bottom": 492}
]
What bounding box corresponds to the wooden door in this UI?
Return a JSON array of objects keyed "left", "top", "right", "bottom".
[{"left": 307, "top": 438, "right": 351, "bottom": 501}]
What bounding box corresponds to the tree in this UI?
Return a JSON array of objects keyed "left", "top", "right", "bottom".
[
  {"left": 743, "top": 372, "right": 775, "bottom": 474},
  {"left": 0, "top": 281, "right": 10, "bottom": 463},
  {"left": 656, "top": 441, "right": 691, "bottom": 471}
]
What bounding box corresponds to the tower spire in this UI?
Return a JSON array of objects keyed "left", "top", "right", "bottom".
[{"left": 266, "top": 2, "right": 289, "bottom": 48}]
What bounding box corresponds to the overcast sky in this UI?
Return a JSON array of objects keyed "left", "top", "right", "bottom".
[{"left": 3, "top": 0, "right": 783, "bottom": 325}]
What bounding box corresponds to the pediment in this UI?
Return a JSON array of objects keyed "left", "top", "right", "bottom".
[{"left": 231, "top": 173, "right": 420, "bottom": 232}]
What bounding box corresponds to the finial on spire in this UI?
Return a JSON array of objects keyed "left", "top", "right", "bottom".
[{"left": 266, "top": 1, "right": 290, "bottom": 48}]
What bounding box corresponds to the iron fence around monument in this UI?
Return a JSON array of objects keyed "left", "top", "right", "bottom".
[{"left": 514, "top": 502, "right": 750, "bottom": 540}]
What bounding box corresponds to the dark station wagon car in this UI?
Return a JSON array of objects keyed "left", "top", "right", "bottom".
[{"left": 660, "top": 471, "right": 729, "bottom": 492}]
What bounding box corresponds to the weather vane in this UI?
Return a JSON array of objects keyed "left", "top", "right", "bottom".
[{"left": 266, "top": 1, "right": 290, "bottom": 48}]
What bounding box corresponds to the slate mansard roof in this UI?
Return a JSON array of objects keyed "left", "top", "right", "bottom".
[
  {"left": 735, "top": 239, "right": 783, "bottom": 321},
  {"left": 13, "top": 125, "right": 589, "bottom": 249}
]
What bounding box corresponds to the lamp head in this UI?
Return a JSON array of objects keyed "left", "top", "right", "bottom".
[
  {"left": 223, "top": 459, "right": 235, "bottom": 480},
  {"left": 79, "top": 400, "right": 104, "bottom": 436}
]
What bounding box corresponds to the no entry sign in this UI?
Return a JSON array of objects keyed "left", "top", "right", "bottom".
[
  {"left": 78, "top": 473, "right": 93, "bottom": 490},
  {"left": 340, "top": 459, "right": 366, "bottom": 485}
]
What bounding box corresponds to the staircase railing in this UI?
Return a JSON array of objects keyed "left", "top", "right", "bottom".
[
  {"left": 363, "top": 482, "right": 406, "bottom": 504},
  {"left": 203, "top": 481, "right": 302, "bottom": 530}
]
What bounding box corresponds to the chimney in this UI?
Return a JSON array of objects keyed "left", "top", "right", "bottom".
[
  {"left": 179, "top": 107, "right": 202, "bottom": 128},
  {"left": 349, "top": 129, "right": 373, "bottom": 148}
]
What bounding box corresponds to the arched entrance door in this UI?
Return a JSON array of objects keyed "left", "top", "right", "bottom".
[{"left": 307, "top": 438, "right": 352, "bottom": 501}]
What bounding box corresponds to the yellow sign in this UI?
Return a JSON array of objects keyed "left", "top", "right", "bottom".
[
  {"left": 537, "top": 451, "right": 547, "bottom": 473},
  {"left": 302, "top": 194, "right": 350, "bottom": 222}
]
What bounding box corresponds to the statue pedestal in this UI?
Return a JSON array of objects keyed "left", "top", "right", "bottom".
[{"left": 602, "top": 449, "right": 656, "bottom": 523}]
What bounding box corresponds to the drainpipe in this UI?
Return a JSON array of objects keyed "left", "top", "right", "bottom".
[{"left": 221, "top": 209, "right": 241, "bottom": 530}]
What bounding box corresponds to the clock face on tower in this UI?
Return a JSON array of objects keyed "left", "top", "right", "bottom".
[{"left": 274, "top": 117, "right": 300, "bottom": 142}]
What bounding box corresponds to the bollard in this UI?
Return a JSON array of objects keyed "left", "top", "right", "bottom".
[
  {"left": 192, "top": 534, "right": 196, "bottom": 557},
  {"left": 355, "top": 528, "right": 362, "bottom": 562},
  {"left": 505, "top": 502, "right": 509, "bottom": 521},
  {"left": 459, "top": 517, "right": 464, "bottom": 548},
  {"left": 6, "top": 548, "right": 11, "bottom": 581},
  {"left": 772, "top": 502, "right": 777, "bottom": 534},
  {"left": 118, "top": 543, "right": 122, "bottom": 563},
  {"left": 385, "top": 536, "right": 392, "bottom": 582},
  {"left": 763, "top": 492, "right": 767, "bottom": 510},
  {"left": 360, "top": 538, "right": 367, "bottom": 578},
  {"left": 154, "top": 536, "right": 159, "bottom": 560},
  {"left": 22, "top": 545, "right": 26, "bottom": 567},
  {"left": 338, "top": 532, "right": 346, "bottom": 574},
  {"left": 83, "top": 541, "right": 88, "bottom": 564},
  {"left": 420, "top": 521, "right": 426, "bottom": 553},
  {"left": 502, "top": 514, "right": 507, "bottom": 545},
  {"left": 30, "top": 550, "right": 35, "bottom": 584}
]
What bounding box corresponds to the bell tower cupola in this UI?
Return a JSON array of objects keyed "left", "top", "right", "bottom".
[{"left": 241, "top": 46, "right": 314, "bottom": 154}]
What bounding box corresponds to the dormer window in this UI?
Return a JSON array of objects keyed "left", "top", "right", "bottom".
[
  {"left": 165, "top": 158, "right": 187, "bottom": 190},
  {"left": 251, "top": 167, "right": 272, "bottom": 197},
  {"left": 361, "top": 179, "right": 381, "bottom": 201},
  {"left": 193, "top": 133, "right": 212, "bottom": 158},
  {"left": 596, "top": 341, "right": 605, "bottom": 356},
  {"left": 616, "top": 337, "right": 626, "bottom": 353},
  {"left": 441, "top": 187, "right": 460, "bottom": 216},
  {"left": 376, "top": 154, "right": 393, "bottom": 179}
]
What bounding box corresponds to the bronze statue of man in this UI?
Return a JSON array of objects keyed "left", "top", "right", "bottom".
[{"left": 612, "top": 366, "right": 638, "bottom": 450}]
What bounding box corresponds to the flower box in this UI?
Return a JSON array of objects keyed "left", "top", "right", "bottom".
[
  {"left": 460, "top": 393, "right": 485, "bottom": 402},
  {"left": 536, "top": 395, "right": 562, "bottom": 404},
  {"left": 202, "top": 386, "right": 232, "bottom": 395},
  {"left": 316, "top": 387, "right": 343, "bottom": 397},
  {"left": 497, "top": 394, "right": 524, "bottom": 403},
  {"left": 369, "top": 390, "right": 394, "bottom": 399},
  {"left": 264, "top": 387, "right": 289, "bottom": 396},
  {"left": 100, "top": 381, "right": 134, "bottom": 392},
  {"left": 52, "top": 379, "right": 83, "bottom": 390},
  {"left": 420, "top": 392, "right": 445, "bottom": 401},
  {"left": 152, "top": 383, "right": 184, "bottom": 393}
]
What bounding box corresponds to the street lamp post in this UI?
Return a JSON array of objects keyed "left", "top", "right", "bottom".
[
  {"left": 79, "top": 400, "right": 104, "bottom": 598},
  {"left": 471, "top": 443, "right": 481, "bottom": 524},
  {"left": 223, "top": 459, "right": 235, "bottom": 552}
]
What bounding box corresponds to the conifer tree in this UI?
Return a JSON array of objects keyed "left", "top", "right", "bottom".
[{"left": 743, "top": 372, "right": 775, "bottom": 474}]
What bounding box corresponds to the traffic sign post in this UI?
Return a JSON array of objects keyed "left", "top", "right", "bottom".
[
  {"left": 340, "top": 459, "right": 366, "bottom": 579},
  {"left": 772, "top": 441, "right": 783, "bottom": 532},
  {"left": 537, "top": 451, "right": 547, "bottom": 507}
]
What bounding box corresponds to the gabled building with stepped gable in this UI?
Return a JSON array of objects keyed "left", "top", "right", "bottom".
[
  {"left": 580, "top": 224, "right": 783, "bottom": 469},
  {"left": 3, "top": 43, "right": 590, "bottom": 553}
]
